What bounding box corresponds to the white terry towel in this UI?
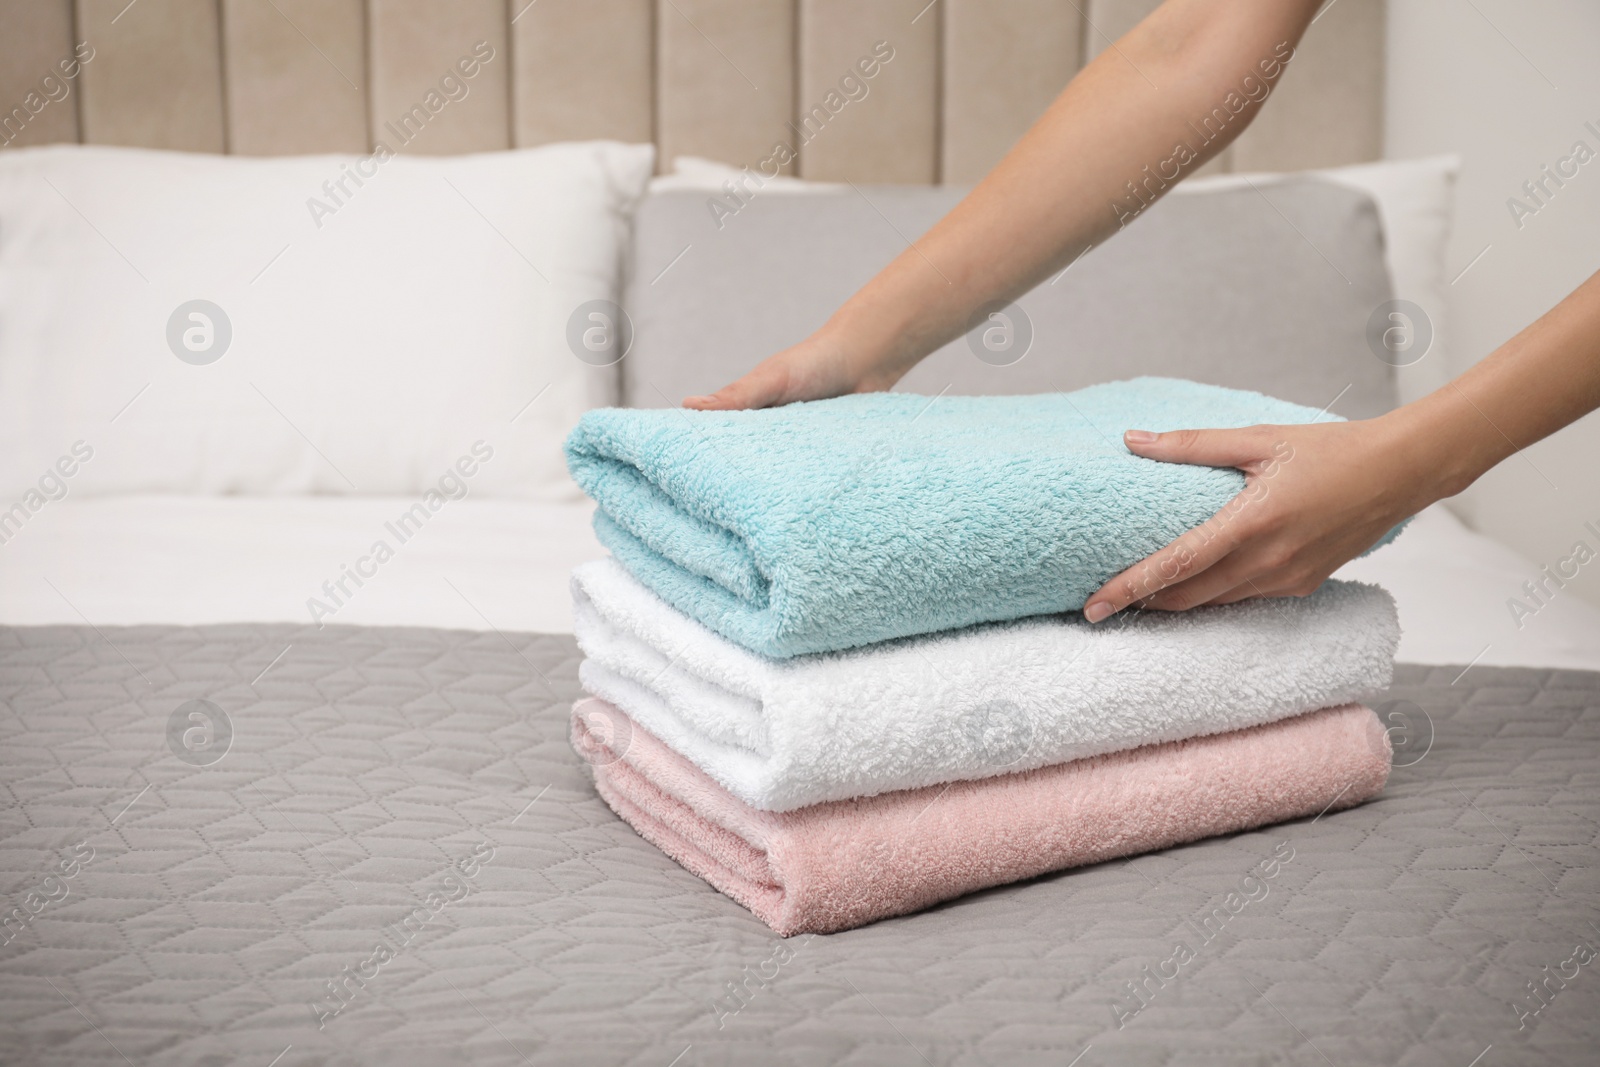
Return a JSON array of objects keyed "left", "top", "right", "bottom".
[{"left": 571, "top": 557, "right": 1400, "bottom": 812}]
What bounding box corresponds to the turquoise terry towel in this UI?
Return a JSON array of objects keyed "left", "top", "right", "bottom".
[{"left": 565, "top": 377, "right": 1402, "bottom": 658}]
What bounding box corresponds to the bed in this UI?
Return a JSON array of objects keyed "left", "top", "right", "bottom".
[
  {"left": 3, "top": 3, "right": 1599, "bottom": 1063},
  {"left": 3, "top": 629, "right": 1596, "bottom": 1066},
  {"left": 4, "top": 162, "right": 1597, "bottom": 1067}
]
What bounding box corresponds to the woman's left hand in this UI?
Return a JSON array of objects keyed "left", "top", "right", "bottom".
[{"left": 1081, "top": 416, "right": 1441, "bottom": 622}]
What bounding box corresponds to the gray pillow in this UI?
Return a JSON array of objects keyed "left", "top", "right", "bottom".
[{"left": 621, "top": 179, "right": 1395, "bottom": 419}]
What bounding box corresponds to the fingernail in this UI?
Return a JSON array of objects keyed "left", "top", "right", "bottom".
[
  {"left": 682, "top": 396, "right": 710, "bottom": 408},
  {"left": 1084, "top": 602, "right": 1114, "bottom": 624},
  {"left": 1124, "top": 430, "right": 1158, "bottom": 445}
]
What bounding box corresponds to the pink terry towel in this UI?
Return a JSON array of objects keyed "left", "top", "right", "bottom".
[{"left": 573, "top": 698, "right": 1391, "bottom": 936}]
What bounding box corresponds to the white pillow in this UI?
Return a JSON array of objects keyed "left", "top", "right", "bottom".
[
  {"left": 650, "top": 155, "right": 842, "bottom": 195},
  {"left": 0, "top": 142, "right": 653, "bottom": 501}
]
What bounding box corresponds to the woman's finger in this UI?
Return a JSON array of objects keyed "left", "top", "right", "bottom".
[
  {"left": 1201, "top": 584, "right": 1267, "bottom": 607},
  {"left": 1083, "top": 425, "right": 1285, "bottom": 623},
  {"left": 1201, "top": 566, "right": 1333, "bottom": 607},
  {"left": 1082, "top": 501, "right": 1246, "bottom": 622},
  {"left": 1122, "top": 425, "right": 1286, "bottom": 471},
  {"left": 685, "top": 334, "right": 862, "bottom": 411},
  {"left": 683, "top": 359, "right": 794, "bottom": 410},
  {"left": 1140, "top": 550, "right": 1281, "bottom": 612}
]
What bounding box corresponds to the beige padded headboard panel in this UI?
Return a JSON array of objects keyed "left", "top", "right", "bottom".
[{"left": 1, "top": 0, "right": 1384, "bottom": 180}]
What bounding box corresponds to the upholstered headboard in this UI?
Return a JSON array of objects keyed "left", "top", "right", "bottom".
[{"left": 1, "top": 0, "right": 1383, "bottom": 180}]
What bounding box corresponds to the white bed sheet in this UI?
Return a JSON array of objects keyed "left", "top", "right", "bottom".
[
  {"left": 0, "top": 497, "right": 1596, "bottom": 671},
  {"left": 0, "top": 496, "right": 603, "bottom": 638}
]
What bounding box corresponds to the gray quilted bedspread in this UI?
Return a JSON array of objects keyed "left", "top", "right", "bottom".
[{"left": 1, "top": 624, "right": 1596, "bottom": 1067}]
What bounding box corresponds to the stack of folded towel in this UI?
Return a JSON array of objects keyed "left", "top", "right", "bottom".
[{"left": 564, "top": 377, "right": 1402, "bottom": 936}]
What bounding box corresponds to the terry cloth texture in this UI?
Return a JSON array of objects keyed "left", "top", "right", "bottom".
[
  {"left": 564, "top": 377, "right": 1403, "bottom": 658},
  {"left": 571, "top": 557, "right": 1400, "bottom": 811},
  {"left": 573, "top": 699, "right": 1393, "bottom": 936}
]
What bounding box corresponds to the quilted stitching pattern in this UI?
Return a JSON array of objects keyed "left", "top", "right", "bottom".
[{"left": 1, "top": 627, "right": 1597, "bottom": 1066}]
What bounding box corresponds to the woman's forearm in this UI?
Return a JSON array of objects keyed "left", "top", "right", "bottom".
[
  {"left": 1391, "top": 269, "right": 1600, "bottom": 509},
  {"left": 819, "top": 0, "right": 1325, "bottom": 388}
]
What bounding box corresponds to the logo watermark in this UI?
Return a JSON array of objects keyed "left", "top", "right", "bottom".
[
  {"left": 0, "top": 440, "right": 94, "bottom": 547},
  {"left": 307, "top": 41, "right": 497, "bottom": 229},
  {"left": 710, "top": 935, "right": 814, "bottom": 1029},
  {"left": 572, "top": 700, "right": 633, "bottom": 767},
  {"left": 1506, "top": 121, "right": 1599, "bottom": 231},
  {"left": 309, "top": 841, "right": 495, "bottom": 1029},
  {"left": 1, "top": 41, "right": 94, "bottom": 148},
  {"left": 958, "top": 697, "right": 1037, "bottom": 770},
  {"left": 1111, "top": 840, "right": 1295, "bottom": 1029},
  {"left": 167, "top": 300, "right": 232, "bottom": 365},
  {"left": 707, "top": 42, "right": 896, "bottom": 229},
  {"left": 1372, "top": 699, "right": 1434, "bottom": 768},
  {"left": 167, "top": 699, "right": 233, "bottom": 767},
  {"left": 965, "top": 301, "right": 1033, "bottom": 367},
  {"left": 0, "top": 841, "right": 95, "bottom": 949},
  {"left": 306, "top": 442, "right": 494, "bottom": 626},
  {"left": 1506, "top": 520, "right": 1599, "bottom": 631},
  {"left": 1365, "top": 299, "right": 1433, "bottom": 367},
  {"left": 566, "top": 300, "right": 633, "bottom": 367},
  {"left": 1513, "top": 936, "right": 1597, "bottom": 1031},
  {"left": 1116, "top": 439, "right": 1295, "bottom": 608},
  {"left": 1112, "top": 41, "right": 1295, "bottom": 228}
]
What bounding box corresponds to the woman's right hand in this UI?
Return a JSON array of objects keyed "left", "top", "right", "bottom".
[{"left": 682, "top": 331, "right": 895, "bottom": 411}]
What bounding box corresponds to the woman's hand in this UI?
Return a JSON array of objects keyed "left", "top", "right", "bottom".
[
  {"left": 683, "top": 331, "right": 899, "bottom": 410},
  {"left": 1081, "top": 415, "right": 1443, "bottom": 622}
]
